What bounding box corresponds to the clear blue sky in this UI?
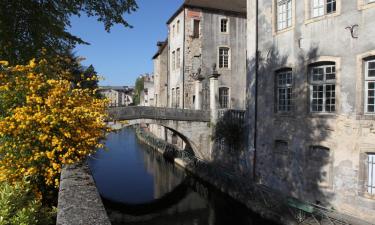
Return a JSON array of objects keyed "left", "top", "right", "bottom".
[{"left": 68, "top": 0, "right": 183, "bottom": 86}]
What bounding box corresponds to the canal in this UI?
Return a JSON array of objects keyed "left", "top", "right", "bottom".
[{"left": 89, "top": 128, "right": 276, "bottom": 225}]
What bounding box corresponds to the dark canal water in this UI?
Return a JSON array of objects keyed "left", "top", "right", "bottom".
[{"left": 89, "top": 128, "right": 275, "bottom": 225}]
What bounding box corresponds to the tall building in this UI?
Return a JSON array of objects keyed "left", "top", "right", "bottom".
[
  {"left": 167, "top": 0, "right": 247, "bottom": 110},
  {"left": 247, "top": 0, "right": 375, "bottom": 222},
  {"left": 153, "top": 40, "right": 169, "bottom": 107}
]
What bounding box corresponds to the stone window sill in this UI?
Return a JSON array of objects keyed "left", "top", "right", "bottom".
[
  {"left": 358, "top": 2, "right": 375, "bottom": 11},
  {"left": 304, "top": 12, "right": 340, "bottom": 25},
  {"left": 273, "top": 26, "right": 294, "bottom": 36}
]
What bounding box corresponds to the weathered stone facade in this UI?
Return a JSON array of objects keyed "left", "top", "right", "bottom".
[
  {"left": 153, "top": 41, "right": 168, "bottom": 108},
  {"left": 167, "top": 0, "right": 247, "bottom": 110},
  {"left": 246, "top": 0, "right": 375, "bottom": 222}
]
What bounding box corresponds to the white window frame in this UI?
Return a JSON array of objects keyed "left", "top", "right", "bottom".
[
  {"left": 311, "top": 0, "right": 336, "bottom": 18},
  {"left": 219, "top": 87, "right": 230, "bottom": 109},
  {"left": 220, "top": 17, "right": 229, "bottom": 33},
  {"left": 309, "top": 63, "right": 336, "bottom": 113},
  {"left": 367, "top": 153, "right": 375, "bottom": 195},
  {"left": 277, "top": 0, "right": 293, "bottom": 31},
  {"left": 177, "top": 20, "right": 180, "bottom": 34},
  {"left": 276, "top": 70, "right": 293, "bottom": 113},
  {"left": 218, "top": 47, "right": 230, "bottom": 69},
  {"left": 365, "top": 59, "right": 375, "bottom": 114}
]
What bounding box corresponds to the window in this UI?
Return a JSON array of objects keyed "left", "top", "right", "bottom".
[
  {"left": 309, "top": 63, "right": 336, "bottom": 113},
  {"left": 218, "top": 47, "right": 230, "bottom": 69},
  {"left": 176, "top": 87, "right": 180, "bottom": 108},
  {"left": 176, "top": 48, "right": 180, "bottom": 69},
  {"left": 171, "top": 51, "right": 175, "bottom": 70},
  {"left": 277, "top": 0, "right": 292, "bottom": 31},
  {"left": 172, "top": 24, "right": 175, "bottom": 37},
  {"left": 312, "top": 0, "right": 336, "bottom": 18},
  {"left": 177, "top": 20, "right": 180, "bottom": 34},
  {"left": 193, "top": 20, "right": 200, "bottom": 38},
  {"left": 219, "top": 87, "right": 229, "bottom": 109},
  {"left": 220, "top": 18, "right": 229, "bottom": 33},
  {"left": 172, "top": 88, "right": 176, "bottom": 107},
  {"left": 307, "top": 146, "right": 332, "bottom": 187},
  {"left": 367, "top": 154, "right": 375, "bottom": 195},
  {"left": 274, "top": 140, "right": 289, "bottom": 179},
  {"left": 365, "top": 59, "right": 375, "bottom": 113},
  {"left": 276, "top": 70, "right": 293, "bottom": 112}
]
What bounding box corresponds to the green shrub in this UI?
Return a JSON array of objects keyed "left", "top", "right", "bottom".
[{"left": 0, "top": 180, "right": 56, "bottom": 225}]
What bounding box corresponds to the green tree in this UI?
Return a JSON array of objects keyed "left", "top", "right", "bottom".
[
  {"left": 133, "top": 76, "right": 144, "bottom": 105},
  {"left": 0, "top": 0, "right": 138, "bottom": 64}
]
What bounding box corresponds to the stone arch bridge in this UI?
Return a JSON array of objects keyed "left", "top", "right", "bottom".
[{"left": 107, "top": 106, "right": 213, "bottom": 160}]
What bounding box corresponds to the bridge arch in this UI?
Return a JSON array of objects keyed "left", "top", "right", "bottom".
[{"left": 112, "top": 119, "right": 206, "bottom": 159}]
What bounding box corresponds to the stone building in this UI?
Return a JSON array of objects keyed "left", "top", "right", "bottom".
[
  {"left": 167, "top": 0, "right": 247, "bottom": 110},
  {"left": 246, "top": 0, "right": 375, "bottom": 222},
  {"left": 152, "top": 40, "right": 169, "bottom": 107},
  {"left": 99, "top": 86, "right": 134, "bottom": 107},
  {"left": 140, "top": 74, "right": 155, "bottom": 106}
]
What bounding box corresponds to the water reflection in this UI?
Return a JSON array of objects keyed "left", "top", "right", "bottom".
[{"left": 89, "top": 128, "right": 275, "bottom": 225}]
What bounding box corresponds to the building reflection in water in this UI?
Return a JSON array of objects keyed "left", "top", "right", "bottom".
[{"left": 89, "top": 128, "right": 275, "bottom": 225}]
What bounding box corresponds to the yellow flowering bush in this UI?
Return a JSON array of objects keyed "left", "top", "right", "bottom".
[{"left": 0, "top": 59, "right": 110, "bottom": 189}]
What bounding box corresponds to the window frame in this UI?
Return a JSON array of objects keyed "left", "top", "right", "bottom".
[
  {"left": 176, "top": 87, "right": 180, "bottom": 108},
  {"left": 220, "top": 17, "right": 229, "bottom": 33},
  {"left": 367, "top": 153, "right": 375, "bottom": 195},
  {"left": 171, "top": 51, "right": 176, "bottom": 70},
  {"left": 276, "top": 0, "right": 293, "bottom": 31},
  {"left": 275, "top": 69, "right": 293, "bottom": 113},
  {"left": 365, "top": 59, "right": 375, "bottom": 114},
  {"left": 176, "top": 48, "right": 181, "bottom": 69},
  {"left": 218, "top": 46, "right": 231, "bottom": 69},
  {"left": 305, "top": 145, "right": 334, "bottom": 189},
  {"left": 219, "top": 87, "right": 230, "bottom": 109},
  {"left": 304, "top": 0, "right": 341, "bottom": 24},
  {"left": 192, "top": 19, "right": 200, "bottom": 38},
  {"left": 311, "top": 0, "right": 337, "bottom": 18},
  {"left": 309, "top": 62, "right": 337, "bottom": 114}
]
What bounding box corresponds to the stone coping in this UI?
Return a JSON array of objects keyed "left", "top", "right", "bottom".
[{"left": 56, "top": 161, "right": 111, "bottom": 225}]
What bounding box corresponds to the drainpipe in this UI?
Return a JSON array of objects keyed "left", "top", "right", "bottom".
[
  {"left": 182, "top": 8, "right": 186, "bottom": 109},
  {"left": 253, "top": 0, "right": 259, "bottom": 182}
]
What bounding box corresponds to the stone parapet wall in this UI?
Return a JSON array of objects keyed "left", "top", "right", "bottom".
[{"left": 56, "top": 161, "right": 111, "bottom": 225}]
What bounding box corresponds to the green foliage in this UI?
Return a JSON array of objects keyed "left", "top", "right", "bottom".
[
  {"left": 133, "top": 76, "right": 144, "bottom": 105},
  {"left": 0, "top": 181, "right": 56, "bottom": 225},
  {"left": 213, "top": 113, "right": 246, "bottom": 151},
  {"left": 0, "top": 0, "right": 138, "bottom": 64}
]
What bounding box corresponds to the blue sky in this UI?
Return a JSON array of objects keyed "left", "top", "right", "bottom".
[{"left": 68, "top": 0, "right": 183, "bottom": 86}]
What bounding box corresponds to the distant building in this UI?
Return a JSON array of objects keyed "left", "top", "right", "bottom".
[
  {"left": 153, "top": 40, "right": 169, "bottom": 107},
  {"left": 99, "top": 86, "right": 134, "bottom": 107},
  {"left": 167, "top": 0, "right": 247, "bottom": 110},
  {"left": 140, "top": 74, "right": 155, "bottom": 106}
]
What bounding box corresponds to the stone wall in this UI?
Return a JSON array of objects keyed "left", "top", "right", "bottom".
[
  {"left": 246, "top": 0, "right": 375, "bottom": 222},
  {"left": 56, "top": 161, "right": 111, "bottom": 225}
]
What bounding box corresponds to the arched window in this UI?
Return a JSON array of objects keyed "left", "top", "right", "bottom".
[
  {"left": 307, "top": 146, "right": 332, "bottom": 188},
  {"left": 219, "top": 87, "right": 229, "bottom": 109},
  {"left": 309, "top": 62, "right": 336, "bottom": 113}
]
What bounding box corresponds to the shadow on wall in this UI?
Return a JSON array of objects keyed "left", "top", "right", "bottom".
[{"left": 247, "top": 43, "right": 335, "bottom": 207}]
